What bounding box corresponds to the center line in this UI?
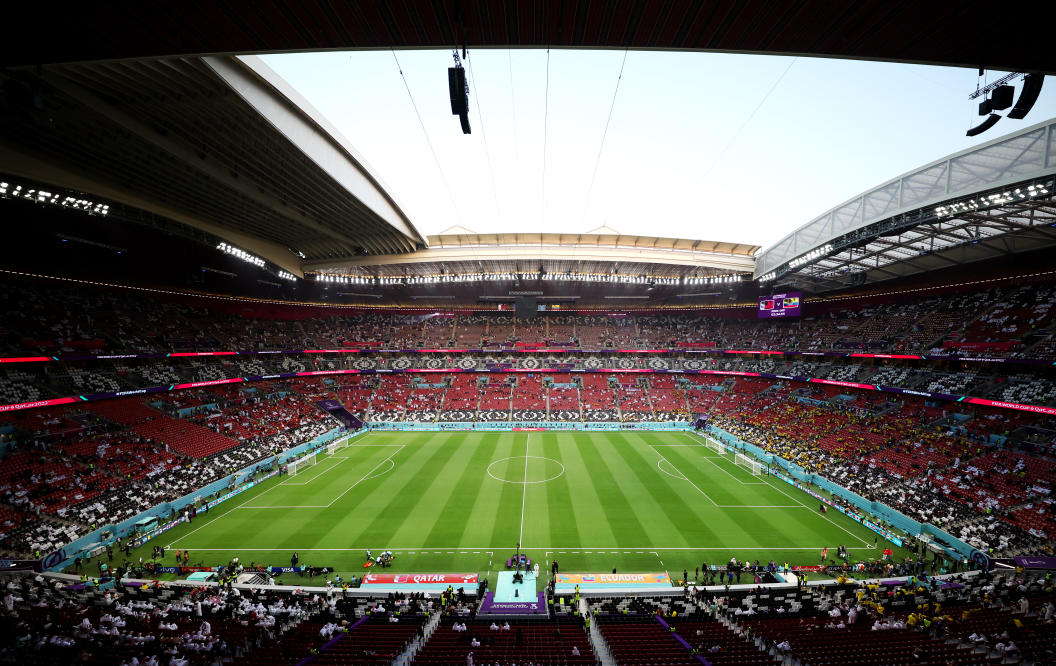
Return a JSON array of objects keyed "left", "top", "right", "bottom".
[{"left": 518, "top": 433, "right": 530, "bottom": 547}]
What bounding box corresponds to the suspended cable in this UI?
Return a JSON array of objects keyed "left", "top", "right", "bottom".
[
  {"left": 508, "top": 49, "right": 518, "bottom": 162},
  {"left": 391, "top": 50, "right": 463, "bottom": 225},
  {"left": 466, "top": 53, "right": 501, "bottom": 225},
  {"left": 581, "top": 49, "right": 629, "bottom": 224},
  {"left": 700, "top": 57, "right": 797, "bottom": 181},
  {"left": 541, "top": 48, "right": 551, "bottom": 226}
]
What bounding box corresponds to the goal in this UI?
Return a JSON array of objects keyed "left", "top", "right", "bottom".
[
  {"left": 327, "top": 436, "right": 350, "bottom": 456},
  {"left": 288, "top": 452, "right": 317, "bottom": 477},
  {"left": 734, "top": 453, "right": 764, "bottom": 476},
  {"left": 705, "top": 437, "right": 726, "bottom": 456}
]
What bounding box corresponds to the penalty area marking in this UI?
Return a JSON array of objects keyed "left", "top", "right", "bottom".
[
  {"left": 325, "top": 444, "right": 403, "bottom": 508},
  {"left": 653, "top": 442, "right": 765, "bottom": 486},
  {"left": 363, "top": 458, "right": 396, "bottom": 481},
  {"left": 168, "top": 431, "right": 381, "bottom": 547},
  {"left": 285, "top": 443, "right": 402, "bottom": 485},
  {"left": 677, "top": 432, "right": 881, "bottom": 547},
  {"left": 656, "top": 458, "right": 688, "bottom": 481},
  {"left": 656, "top": 457, "right": 787, "bottom": 506},
  {"left": 649, "top": 446, "right": 718, "bottom": 506},
  {"left": 238, "top": 445, "right": 404, "bottom": 510},
  {"left": 283, "top": 455, "right": 354, "bottom": 486}
]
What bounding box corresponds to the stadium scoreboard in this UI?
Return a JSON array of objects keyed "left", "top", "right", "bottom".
[{"left": 758, "top": 291, "right": 802, "bottom": 319}]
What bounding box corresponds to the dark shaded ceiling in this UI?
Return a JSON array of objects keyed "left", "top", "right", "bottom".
[
  {"left": 0, "top": 57, "right": 426, "bottom": 267},
  {"left": 2, "top": 1, "right": 1054, "bottom": 73}
]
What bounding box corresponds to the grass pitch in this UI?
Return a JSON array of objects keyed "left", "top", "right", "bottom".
[{"left": 152, "top": 430, "right": 905, "bottom": 582}]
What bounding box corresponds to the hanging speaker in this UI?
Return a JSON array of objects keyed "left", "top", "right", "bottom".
[
  {"left": 989, "top": 84, "right": 1014, "bottom": 111},
  {"left": 448, "top": 67, "right": 468, "bottom": 115},
  {"left": 1008, "top": 73, "right": 1043, "bottom": 120},
  {"left": 966, "top": 113, "right": 1002, "bottom": 137}
]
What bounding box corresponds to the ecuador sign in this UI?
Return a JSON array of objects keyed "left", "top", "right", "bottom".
[{"left": 556, "top": 572, "right": 671, "bottom": 587}]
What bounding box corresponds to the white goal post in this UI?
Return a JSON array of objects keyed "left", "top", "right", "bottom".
[
  {"left": 325, "top": 438, "right": 344, "bottom": 456},
  {"left": 734, "top": 452, "right": 764, "bottom": 476},
  {"left": 705, "top": 437, "right": 726, "bottom": 455},
  {"left": 288, "top": 452, "right": 317, "bottom": 477}
]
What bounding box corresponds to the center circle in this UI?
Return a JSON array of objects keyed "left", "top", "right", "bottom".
[{"left": 487, "top": 456, "right": 566, "bottom": 484}]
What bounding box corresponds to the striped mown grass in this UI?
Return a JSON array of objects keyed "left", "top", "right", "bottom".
[{"left": 145, "top": 430, "right": 906, "bottom": 582}]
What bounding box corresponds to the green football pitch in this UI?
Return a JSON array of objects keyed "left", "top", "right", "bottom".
[{"left": 151, "top": 430, "right": 906, "bottom": 582}]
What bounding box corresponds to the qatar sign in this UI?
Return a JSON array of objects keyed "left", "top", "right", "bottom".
[{"left": 361, "top": 573, "right": 478, "bottom": 586}]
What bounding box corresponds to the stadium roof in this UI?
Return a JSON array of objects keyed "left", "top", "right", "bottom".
[
  {"left": 758, "top": 117, "right": 1056, "bottom": 291},
  {"left": 2, "top": 0, "right": 1053, "bottom": 292},
  {"left": 0, "top": 55, "right": 426, "bottom": 275},
  {"left": 306, "top": 231, "right": 758, "bottom": 279},
  {"left": 2, "top": 1, "right": 1053, "bottom": 74}
]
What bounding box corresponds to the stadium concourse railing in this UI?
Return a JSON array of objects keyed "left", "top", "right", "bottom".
[
  {"left": 3, "top": 345, "right": 1055, "bottom": 366},
  {"left": 38, "top": 426, "right": 357, "bottom": 573},
  {"left": 706, "top": 426, "right": 983, "bottom": 566},
  {"left": 3, "top": 365, "right": 1056, "bottom": 419},
  {"left": 366, "top": 420, "right": 689, "bottom": 431}
]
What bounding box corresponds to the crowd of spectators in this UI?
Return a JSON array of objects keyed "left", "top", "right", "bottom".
[
  {"left": 5, "top": 276, "right": 1056, "bottom": 358},
  {"left": 707, "top": 380, "right": 1056, "bottom": 558},
  {"left": 0, "top": 570, "right": 426, "bottom": 666}
]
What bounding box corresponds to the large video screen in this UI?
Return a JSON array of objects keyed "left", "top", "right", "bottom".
[{"left": 758, "top": 291, "right": 802, "bottom": 319}]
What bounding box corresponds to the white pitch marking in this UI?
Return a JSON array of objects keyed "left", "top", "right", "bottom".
[
  {"left": 324, "top": 445, "right": 404, "bottom": 508},
  {"left": 716, "top": 505, "right": 809, "bottom": 508},
  {"left": 518, "top": 434, "right": 530, "bottom": 546},
  {"left": 762, "top": 469, "right": 873, "bottom": 547},
  {"left": 651, "top": 443, "right": 764, "bottom": 485},
  {"left": 169, "top": 433, "right": 382, "bottom": 543},
  {"left": 171, "top": 465, "right": 293, "bottom": 545},
  {"left": 650, "top": 446, "right": 719, "bottom": 505},
  {"left": 282, "top": 455, "right": 350, "bottom": 485},
  {"left": 175, "top": 545, "right": 871, "bottom": 552},
  {"left": 656, "top": 458, "right": 689, "bottom": 481},
  {"left": 240, "top": 504, "right": 328, "bottom": 509}
]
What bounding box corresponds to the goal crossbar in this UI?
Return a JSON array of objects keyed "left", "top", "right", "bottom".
[
  {"left": 327, "top": 436, "right": 350, "bottom": 456},
  {"left": 288, "top": 452, "right": 317, "bottom": 477},
  {"left": 705, "top": 437, "right": 726, "bottom": 455},
  {"left": 734, "top": 452, "right": 763, "bottom": 476}
]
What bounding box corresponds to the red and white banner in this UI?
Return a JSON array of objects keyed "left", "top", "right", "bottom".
[
  {"left": 966, "top": 397, "right": 1056, "bottom": 415},
  {"left": 0, "top": 396, "right": 78, "bottom": 413},
  {"left": 361, "top": 573, "right": 478, "bottom": 585},
  {"left": 809, "top": 378, "right": 873, "bottom": 390}
]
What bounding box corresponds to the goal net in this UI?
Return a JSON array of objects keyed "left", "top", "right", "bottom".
[
  {"left": 288, "top": 452, "right": 317, "bottom": 477},
  {"left": 734, "top": 453, "right": 763, "bottom": 476},
  {"left": 705, "top": 437, "right": 726, "bottom": 455},
  {"left": 327, "top": 436, "right": 350, "bottom": 456}
]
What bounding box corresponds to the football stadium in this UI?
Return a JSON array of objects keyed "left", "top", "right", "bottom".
[{"left": 1, "top": 2, "right": 1056, "bottom": 664}]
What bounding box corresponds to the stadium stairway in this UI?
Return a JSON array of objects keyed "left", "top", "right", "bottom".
[
  {"left": 583, "top": 599, "right": 616, "bottom": 666},
  {"left": 395, "top": 611, "right": 442, "bottom": 666}
]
